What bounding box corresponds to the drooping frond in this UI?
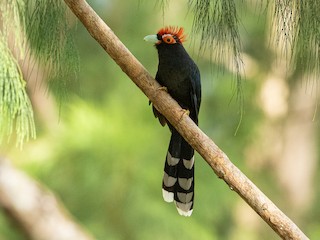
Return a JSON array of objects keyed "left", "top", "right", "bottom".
[
  {"left": 188, "top": 0, "right": 243, "bottom": 69},
  {"left": 25, "top": 0, "right": 80, "bottom": 101},
  {"left": 270, "top": 1, "right": 320, "bottom": 81},
  {"left": 188, "top": 0, "right": 244, "bottom": 128},
  {"left": 0, "top": 0, "right": 79, "bottom": 147},
  {"left": 0, "top": 39, "right": 36, "bottom": 147},
  {"left": 0, "top": 0, "right": 35, "bottom": 147}
]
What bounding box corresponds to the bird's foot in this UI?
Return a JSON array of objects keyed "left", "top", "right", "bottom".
[
  {"left": 157, "top": 86, "right": 168, "bottom": 92},
  {"left": 179, "top": 109, "right": 190, "bottom": 121},
  {"left": 150, "top": 86, "right": 167, "bottom": 105}
]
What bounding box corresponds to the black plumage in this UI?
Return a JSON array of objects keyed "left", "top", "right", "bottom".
[{"left": 144, "top": 27, "right": 201, "bottom": 216}]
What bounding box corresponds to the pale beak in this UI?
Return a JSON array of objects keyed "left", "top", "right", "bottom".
[{"left": 144, "top": 34, "right": 160, "bottom": 44}]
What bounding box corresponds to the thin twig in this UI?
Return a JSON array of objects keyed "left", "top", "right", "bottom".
[{"left": 63, "top": 0, "right": 308, "bottom": 239}]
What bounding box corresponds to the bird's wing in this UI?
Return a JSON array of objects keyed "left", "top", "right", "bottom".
[
  {"left": 152, "top": 72, "right": 167, "bottom": 126},
  {"left": 189, "top": 69, "right": 201, "bottom": 124}
]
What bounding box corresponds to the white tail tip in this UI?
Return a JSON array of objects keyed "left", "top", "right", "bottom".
[
  {"left": 162, "top": 189, "right": 174, "bottom": 202},
  {"left": 175, "top": 201, "right": 193, "bottom": 217},
  {"left": 177, "top": 207, "right": 193, "bottom": 217}
]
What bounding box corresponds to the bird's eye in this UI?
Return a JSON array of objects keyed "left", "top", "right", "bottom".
[{"left": 162, "top": 35, "right": 177, "bottom": 44}]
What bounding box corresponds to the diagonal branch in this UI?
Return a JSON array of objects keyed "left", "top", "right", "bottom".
[
  {"left": 0, "top": 158, "right": 94, "bottom": 240},
  {"left": 63, "top": 0, "right": 308, "bottom": 239}
]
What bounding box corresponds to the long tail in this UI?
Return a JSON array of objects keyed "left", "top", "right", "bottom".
[{"left": 162, "top": 130, "right": 194, "bottom": 216}]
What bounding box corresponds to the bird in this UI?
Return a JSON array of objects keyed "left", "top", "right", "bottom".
[{"left": 144, "top": 26, "right": 201, "bottom": 216}]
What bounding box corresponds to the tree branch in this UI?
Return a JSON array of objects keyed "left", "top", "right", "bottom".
[
  {"left": 0, "top": 158, "right": 94, "bottom": 240},
  {"left": 63, "top": 0, "right": 308, "bottom": 239}
]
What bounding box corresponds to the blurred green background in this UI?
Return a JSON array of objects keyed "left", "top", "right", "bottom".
[{"left": 1, "top": 0, "right": 319, "bottom": 239}]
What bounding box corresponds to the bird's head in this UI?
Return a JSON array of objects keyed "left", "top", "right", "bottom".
[{"left": 144, "top": 26, "right": 186, "bottom": 46}]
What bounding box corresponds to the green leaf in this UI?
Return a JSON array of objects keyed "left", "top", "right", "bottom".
[
  {"left": 25, "top": 0, "right": 80, "bottom": 101},
  {"left": 270, "top": 1, "right": 320, "bottom": 77},
  {"left": 0, "top": 0, "right": 80, "bottom": 147},
  {"left": 0, "top": 0, "right": 35, "bottom": 147},
  {"left": 0, "top": 38, "right": 36, "bottom": 147}
]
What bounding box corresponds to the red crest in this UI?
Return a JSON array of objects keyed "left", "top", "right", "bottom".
[{"left": 157, "top": 26, "right": 186, "bottom": 43}]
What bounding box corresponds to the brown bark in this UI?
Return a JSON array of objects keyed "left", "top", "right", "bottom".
[
  {"left": 63, "top": 0, "right": 309, "bottom": 239},
  {"left": 0, "top": 158, "right": 94, "bottom": 240}
]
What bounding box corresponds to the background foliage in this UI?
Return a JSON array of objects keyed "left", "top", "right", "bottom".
[{"left": 0, "top": 0, "right": 319, "bottom": 239}]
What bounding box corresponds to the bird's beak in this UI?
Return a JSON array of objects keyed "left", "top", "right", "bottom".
[{"left": 144, "top": 34, "right": 160, "bottom": 44}]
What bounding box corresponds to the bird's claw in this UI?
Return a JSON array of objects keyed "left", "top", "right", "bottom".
[
  {"left": 158, "top": 86, "right": 168, "bottom": 92},
  {"left": 180, "top": 109, "right": 190, "bottom": 121},
  {"left": 151, "top": 86, "right": 168, "bottom": 105}
]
